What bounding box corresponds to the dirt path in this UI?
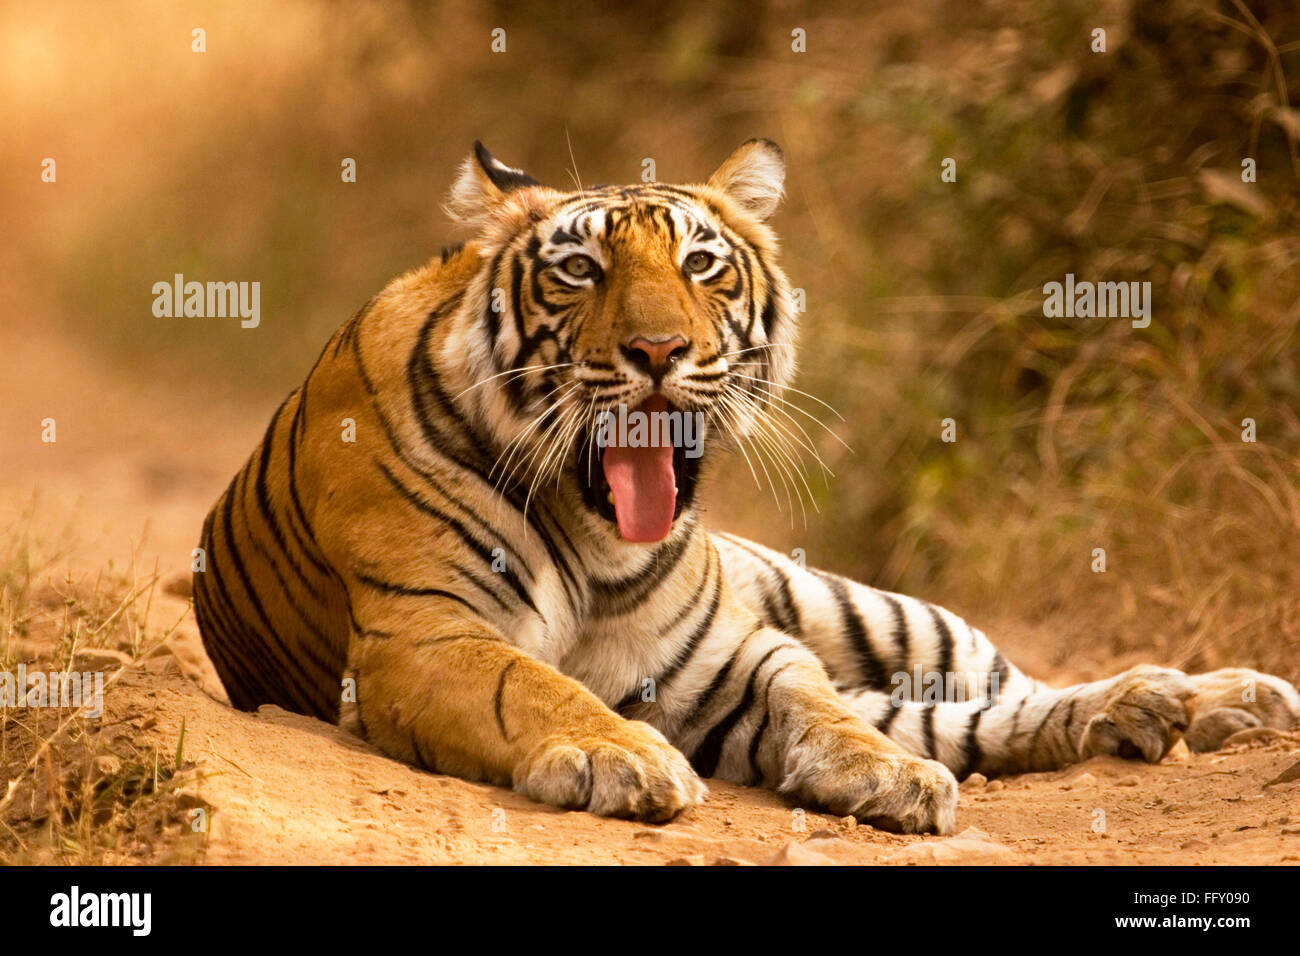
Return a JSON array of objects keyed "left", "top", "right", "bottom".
[
  {"left": 3, "top": 322, "right": 1299, "bottom": 865},
  {"left": 89, "top": 665, "right": 1300, "bottom": 865}
]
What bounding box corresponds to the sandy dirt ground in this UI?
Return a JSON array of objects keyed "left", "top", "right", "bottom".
[{"left": 3, "top": 320, "right": 1299, "bottom": 865}]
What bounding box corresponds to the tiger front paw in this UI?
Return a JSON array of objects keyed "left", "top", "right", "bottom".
[
  {"left": 780, "top": 723, "right": 957, "bottom": 835},
  {"left": 513, "top": 719, "right": 706, "bottom": 822}
]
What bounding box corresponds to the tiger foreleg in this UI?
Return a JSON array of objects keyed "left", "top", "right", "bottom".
[
  {"left": 343, "top": 610, "right": 704, "bottom": 822},
  {"left": 663, "top": 627, "right": 957, "bottom": 833}
]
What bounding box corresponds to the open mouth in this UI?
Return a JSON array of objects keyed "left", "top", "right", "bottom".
[{"left": 576, "top": 394, "right": 703, "bottom": 543}]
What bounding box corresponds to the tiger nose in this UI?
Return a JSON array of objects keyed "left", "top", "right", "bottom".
[{"left": 620, "top": 336, "right": 690, "bottom": 382}]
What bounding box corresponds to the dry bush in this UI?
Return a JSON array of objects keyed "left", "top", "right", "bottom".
[{"left": 0, "top": 507, "right": 206, "bottom": 864}]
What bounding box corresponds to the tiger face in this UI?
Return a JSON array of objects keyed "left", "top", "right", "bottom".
[{"left": 444, "top": 140, "right": 798, "bottom": 543}]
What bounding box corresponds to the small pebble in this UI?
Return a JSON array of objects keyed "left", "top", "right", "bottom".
[
  {"left": 766, "top": 841, "right": 837, "bottom": 866},
  {"left": 1061, "top": 772, "right": 1097, "bottom": 790}
]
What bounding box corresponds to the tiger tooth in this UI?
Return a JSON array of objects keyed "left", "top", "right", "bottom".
[{"left": 607, "top": 492, "right": 615, "bottom": 504}]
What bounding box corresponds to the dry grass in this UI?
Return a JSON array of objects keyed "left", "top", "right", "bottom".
[{"left": 0, "top": 505, "right": 207, "bottom": 864}]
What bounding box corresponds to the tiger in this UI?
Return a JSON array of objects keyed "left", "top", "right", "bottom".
[{"left": 193, "top": 139, "right": 1300, "bottom": 833}]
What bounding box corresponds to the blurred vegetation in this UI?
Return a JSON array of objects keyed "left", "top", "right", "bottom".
[{"left": 3, "top": 0, "right": 1298, "bottom": 679}]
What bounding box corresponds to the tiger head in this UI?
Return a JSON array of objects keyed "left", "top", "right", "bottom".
[{"left": 442, "top": 140, "right": 799, "bottom": 544}]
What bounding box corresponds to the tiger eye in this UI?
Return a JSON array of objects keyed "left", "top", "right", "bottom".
[
  {"left": 685, "top": 251, "right": 715, "bottom": 274},
  {"left": 562, "top": 255, "right": 595, "bottom": 278}
]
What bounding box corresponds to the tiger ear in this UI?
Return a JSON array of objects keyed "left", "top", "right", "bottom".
[
  {"left": 706, "top": 139, "right": 785, "bottom": 221},
  {"left": 445, "top": 141, "right": 542, "bottom": 225}
]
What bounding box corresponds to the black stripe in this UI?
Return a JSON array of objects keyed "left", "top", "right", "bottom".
[
  {"left": 755, "top": 256, "right": 780, "bottom": 338},
  {"left": 679, "top": 626, "right": 760, "bottom": 729},
  {"left": 253, "top": 393, "right": 329, "bottom": 603},
  {"left": 345, "top": 600, "right": 393, "bottom": 640},
  {"left": 1008, "top": 695, "right": 1029, "bottom": 738},
  {"left": 878, "top": 592, "right": 911, "bottom": 674},
  {"left": 758, "top": 590, "right": 783, "bottom": 630},
  {"left": 452, "top": 563, "right": 511, "bottom": 611},
  {"left": 589, "top": 531, "right": 691, "bottom": 616},
  {"left": 691, "top": 645, "right": 784, "bottom": 777},
  {"left": 494, "top": 660, "right": 518, "bottom": 741},
  {"left": 818, "top": 572, "right": 890, "bottom": 690},
  {"left": 1026, "top": 696, "right": 1064, "bottom": 764},
  {"left": 922, "top": 703, "right": 936, "bottom": 759},
  {"left": 200, "top": 506, "right": 315, "bottom": 713},
  {"left": 353, "top": 569, "right": 483, "bottom": 616},
  {"left": 380, "top": 446, "right": 533, "bottom": 584},
  {"left": 716, "top": 535, "right": 802, "bottom": 636},
  {"left": 990, "top": 650, "right": 1010, "bottom": 700},
  {"left": 331, "top": 296, "right": 376, "bottom": 360},
  {"left": 745, "top": 662, "right": 795, "bottom": 784},
  {"left": 660, "top": 549, "right": 712, "bottom": 632},
  {"left": 522, "top": 502, "right": 586, "bottom": 609},
  {"left": 403, "top": 303, "right": 587, "bottom": 611},
  {"left": 352, "top": 293, "right": 585, "bottom": 615},
  {"left": 958, "top": 707, "right": 983, "bottom": 779},
  {"left": 236, "top": 485, "right": 345, "bottom": 681},
  {"left": 640, "top": 554, "right": 723, "bottom": 691},
  {"left": 192, "top": 565, "right": 271, "bottom": 709},
  {"left": 408, "top": 300, "right": 491, "bottom": 457},
  {"left": 413, "top": 632, "right": 504, "bottom": 647},
  {"left": 482, "top": 250, "right": 505, "bottom": 346},
  {"left": 375, "top": 461, "right": 537, "bottom": 614},
  {"left": 875, "top": 699, "right": 901, "bottom": 735},
  {"left": 613, "top": 541, "right": 719, "bottom": 714},
  {"left": 924, "top": 603, "right": 954, "bottom": 679},
  {"left": 217, "top": 472, "right": 327, "bottom": 715},
  {"left": 233, "top": 461, "right": 344, "bottom": 686},
  {"left": 284, "top": 384, "right": 337, "bottom": 580},
  {"left": 1060, "top": 696, "right": 1078, "bottom": 746}
]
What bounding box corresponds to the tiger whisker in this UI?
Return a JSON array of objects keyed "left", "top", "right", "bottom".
[
  {"left": 736, "top": 398, "right": 807, "bottom": 524},
  {"left": 728, "top": 387, "right": 816, "bottom": 522},
  {"left": 707, "top": 400, "right": 764, "bottom": 493},
  {"left": 714, "top": 389, "right": 786, "bottom": 515},
  {"left": 726, "top": 381, "right": 835, "bottom": 477},
  {"left": 451, "top": 363, "right": 577, "bottom": 402},
  {"left": 523, "top": 400, "right": 585, "bottom": 521},
  {"left": 730, "top": 372, "right": 847, "bottom": 422},
  {"left": 721, "top": 383, "right": 818, "bottom": 524},
  {"left": 489, "top": 379, "right": 584, "bottom": 497},
  {"left": 729, "top": 375, "right": 852, "bottom": 452},
  {"left": 550, "top": 394, "right": 593, "bottom": 494}
]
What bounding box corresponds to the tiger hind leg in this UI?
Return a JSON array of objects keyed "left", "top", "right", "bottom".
[
  {"left": 713, "top": 533, "right": 1300, "bottom": 775},
  {"left": 1182, "top": 668, "right": 1300, "bottom": 752},
  {"left": 838, "top": 664, "right": 1300, "bottom": 777}
]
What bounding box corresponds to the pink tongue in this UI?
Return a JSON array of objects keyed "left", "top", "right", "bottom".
[{"left": 602, "top": 395, "right": 677, "bottom": 542}]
